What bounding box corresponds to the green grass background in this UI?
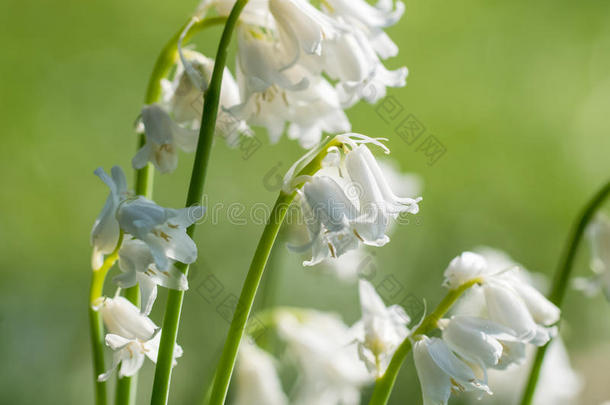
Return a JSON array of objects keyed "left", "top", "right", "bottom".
[{"left": 0, "top": 0, "right": 609, "bottom": 403}]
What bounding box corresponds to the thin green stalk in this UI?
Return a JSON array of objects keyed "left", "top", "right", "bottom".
[
  {"left": 108, "top": 14, "right": 228, "bottom": 405},
  {"left": 88, "top": 232, "right": 124, "bottom": 405},
  {"left": 519, "top": 181, "right": 610, "bottom": 405},
  {"left": 89, "top": 303, "right": 108, "bottom": 405},
  {"left": 207, "top": 191, "right": 295, "bottom": 405},
  {"left": 149, "top": 3, "right": 249, "bottom": 405},
  {"left": 205, "top": 136, "right": 344, "bottom": 405},
  {"left": 368, "top": 278, "right": 482, "bottom": 405}
]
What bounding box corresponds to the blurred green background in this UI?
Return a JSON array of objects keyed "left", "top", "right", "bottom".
[{"left": 1, "top": 0, "right": 609, "bottom": 404}]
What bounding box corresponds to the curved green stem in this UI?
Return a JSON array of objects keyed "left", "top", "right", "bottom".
[
  {"left": 368, "top": 278, "right": 482, "bottom": 405},
  {"left": 519, "top": 180, "right": 610, "bottom": 405},
  {"left": 206, "top": 136, "right": 345, "bottom": 405},
  {"left": 149, "top": 4, "right": 249, "bottom": 405},
  {"left": 207, "top": 191, "right": 295, "bottom": 405}
]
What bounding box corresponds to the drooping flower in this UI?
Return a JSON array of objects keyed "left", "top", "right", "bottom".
[
  {"left": 353, "top": 280, "right": 410, "bottom": 376},
  {"left": 132, "top": 104, "right": 199, "bottom": 174},
  {"left": 231, "top": 68, "right": 350, "bottom": 148},
  {"left": 166, "top": 49, "right": 250, "bottom": 144},
  {"left": 288, "top": 134, "right": 421, "bottom": 265},
  {"left": 233, "top": 341, "right": 288, "bottom": 405},
  {"left": 115, "top": 238, "right": 189, "bottom": 315},
  {"left": 482, "top": 279, "right": 558, "bottom": 346},
  {"left": 439, "top": 315, "right": 526, "bottom": 371},
  {"left": 200, "top": 0, "right": 407, "bottom": 146},
  {"left": 574, "top": 213, "right": 610, "bottom": 300},
  {"left": 91, "top": 166, "right": 130, "bottom": 268},
  {"left": 277, "top": 310, "right": 372, "bottom": 405},
  {"left": 117, "top": 196, "right": 203, "bottom": 271},
  {"left": 134, "top": 48, "right": 250, "bottom": 173},
  {"left": 94, "top": 296, "right": 183, "bottom": 380},
  {"left": 413, "top": 336, "right": 491, "bottom": 405},
  {"left": 269, "top": 0, "right": 344, "bottom": 57},
  {"left": 443, "top": 249, "right": 560, "bottom": 346}
]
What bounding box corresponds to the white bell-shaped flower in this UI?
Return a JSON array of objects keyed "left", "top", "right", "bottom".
[
  {"left": 132, "top": 103, "right": 199, "bottom": 174},
  {"left": 353, "top": 280, "right": 409, "bottom": 376},
  {"left": 344, "top": 142, "right": 421, "bottom": 217},
  {"left": 117, "top": 196, "right": 203, "bottom": 271},
  {"left": 95, "top": 296, "right": 156, "bottom": 339},
  {"left": 294, "top": 175, "right": 360, "bottom": 266},
  {"left": 94, "top": 296, "right": 182, "bottom": 381},
  {"left": 483, "top": 280, "right": 558, "bottom": 346},
  {"left": 231, "top": 67, "right": 350, "bottom": 147},
  {"left": 269, "top": 0, "right": 344, "bottom": 56},
  {"left": 236, "top": 24, "right": 309, "bottom": 94},
  {"left": 233, "top": 341, "right": 288, "bottom": 405},
  {"left": 413, "top": 336, "right": 491, "bottom": 405},
  {"left": 289, "top": 134, "right": 421, "bottom": 265},
  {"left": 333, "top": 28, "right": 407, "bottom": 107},
  {"left": 439, "top": 315, "right": 526, "bottom": 371},
  {"left": 91, "top": 166, "right": 129, "bottom": 267},
  {"left": 278, "top": 310, "right": 372, "bottom": 405},
  {"left": 443, "top": 251, "right": 489, "bottom": 289},
  {"left": 115, "top": 238, "right": 189, "bottom": 315},
  {"left": 168, "top": 49, "right": 250, "bottom": 145}
]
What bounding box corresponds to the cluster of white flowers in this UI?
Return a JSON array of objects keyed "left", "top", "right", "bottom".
[
  {"left": 84, "top": 0, "right": 601, "bottom": 402},
  {"left": 90, "top": 166, "right": 202, "bottom": 379},
  {"left": 412, "top": 249, "right": 561, "bottom": 405},
  {"left": 232, "top": 279, "right": 410, "bottom": 405},
  {"left": 134, "top": 0, "right": 408, "bottom": 173},
  {"left": 228, "top": 248, "right": 571, "bottom": 405}
]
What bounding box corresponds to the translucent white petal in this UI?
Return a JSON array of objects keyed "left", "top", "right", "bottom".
[
  {"left": 118, "top": 347, "right": 146, "bottom": 378},
  {"left": 413, "top": 337, "right": 453, "bottom": 405},
  {"left": 325, "top": 0, "right": 405, "bottom": 28},
  {"left": 483, "top": 282, "right": 538, "bottom": 342},
  {"left": 511, "top": 282, "right": 560, "bottom": 326},
  {"left": 105, "top": 333, "right": 131, "bottom": 350}
]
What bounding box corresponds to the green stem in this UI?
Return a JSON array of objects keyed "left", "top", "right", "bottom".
[
  {"left": 88, "top": 232, "right": 124, "bottom": 405},
  {"left": 88, "top": 14, "right": 227, "bottom": 405},
  {"left": 149, "top": 4, "right": 249, "bottom": 405},
  {"left": 207, "top": 191, "right": 295, "bottom": 405},
  {"left": 368, "top": 278, "right": 482, "bottom": 405},
  {"left": 519, "top": 181, "right": 610, "bottom": 405},
  {"left": 89, "top": 299, "right": 108, "bottom": 405},
  {"left": 205, "top": 137, "right": 344, "bottom": 405}
]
